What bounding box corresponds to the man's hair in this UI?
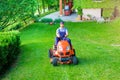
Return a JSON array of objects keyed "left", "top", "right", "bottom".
[{"left": 60, "top": 21, "right": 64, "bottom": 24}]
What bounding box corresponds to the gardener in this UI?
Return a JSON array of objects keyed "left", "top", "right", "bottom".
[{"left": 54, "top": 21, "right": 71, "bottom": 49}]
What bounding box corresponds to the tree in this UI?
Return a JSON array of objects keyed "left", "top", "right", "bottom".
[
  {"left": 0, "top": 0, "right": 60, "bottom": 31},
  {"left": 77, "top": 7, "right": 83, "bottom": 20},
  {"left": 45, "top": 0, "right": 59, "bottom": 11},
  {"left": 0, "top": 0, "right": 37, "bottom": 30},
  {"left": 42, "top": 0, "right": 45, "bottom": 13}
]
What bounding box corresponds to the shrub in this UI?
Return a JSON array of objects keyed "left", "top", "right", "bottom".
[
  {"left": 77, "top": 7, "right": 83, "bottom": 16},
  {"left": 3, "top": 23, "right": 23, "bottom": 31},
  {"left": 103, "top": 8, "right": 113, "bottom": 18},
  {"left": 12, "top": 23, "right": 23, "bottom": 30},
  {"left": 0, "top": 31, "right": 20, "bottom": 70},
  {"left": 40, "top": 18, "right": 53, "bottom": 23},
  {"left": 32, "top": 16, "right": 40, "bottom": 23},
  {"left": 0, "top": 27, "right": 3, "bottom": 31},
  {"left": 54, "top": 18, "right": 64, "bottom": 23}
]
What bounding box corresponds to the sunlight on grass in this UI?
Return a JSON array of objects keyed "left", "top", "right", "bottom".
[{"left": 1, "top": 22, "right": 120, "bottom": 80}]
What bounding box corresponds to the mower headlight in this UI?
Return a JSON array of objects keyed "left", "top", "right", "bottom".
[
  {"left": 58, "top": 46, "right": 63, "bottom": 51},
  {"left": 66, "top": 46, "right": 70, "bottom": 51}
]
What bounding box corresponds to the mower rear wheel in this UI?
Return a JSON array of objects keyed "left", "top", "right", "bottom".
[
  {"left": 52, "top": 57, "right": 57, "bottom": 66},
  {"left": 49, "top": 49, "right": 53, "bottom": 58},
  {"left": 73, "top": 49, "right": 76, "bottom": 56},
  {"left": 72, "top": 56, "right": 78, "bottom": 65}
]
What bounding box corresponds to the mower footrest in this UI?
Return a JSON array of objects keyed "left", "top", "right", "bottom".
[{"left": 59, "top": 57, "right": 71, "bottom": 62}]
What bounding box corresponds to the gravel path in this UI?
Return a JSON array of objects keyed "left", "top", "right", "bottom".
[{"left": 42, "top": 11, "right": 81, "bottom": 22}]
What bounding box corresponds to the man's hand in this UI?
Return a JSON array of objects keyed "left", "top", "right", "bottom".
[
  {"left": 65, "top": 34, "right": 68, "bottom": 37},
  {"left": 57, "top": 34, "right": 61, "bottom": 38}
]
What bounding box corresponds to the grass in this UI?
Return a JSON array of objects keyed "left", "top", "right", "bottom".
[{"left": 0, "top": 21, "right": 120, "bottom": 80}]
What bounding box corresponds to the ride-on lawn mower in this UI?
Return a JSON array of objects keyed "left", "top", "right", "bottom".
[{"left": 49, "top": 38, "right": 78, "bottom": 66}]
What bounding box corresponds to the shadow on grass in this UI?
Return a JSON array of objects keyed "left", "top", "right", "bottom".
[
  {"left": 0, "top": 42, "right": 44, "bottom": 79},
  {"left": 78, "top": 56, "right": 102, "bottom": 66},
  {"left": 55, "top": 54, "right": 101, "bottom": 67},
  {"left": 0, "top": 42, "right": 102, "bottom": 79},
  {"left": 50, "top": 56, "right": 100, "bottom": 67},
  {"left": 0, "top": 53, "right": 20, "bottom": 79}
]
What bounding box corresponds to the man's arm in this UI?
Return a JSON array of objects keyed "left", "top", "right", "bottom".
[
  {"left": 65, "top": 29, "right": 68, "bottom": 37},
  {"left": 56, "top": 29, "right": 60, "bottom": 37}
]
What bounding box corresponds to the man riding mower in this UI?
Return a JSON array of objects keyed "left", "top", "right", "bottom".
[{"left": 48, "top": 22, "right": 78, "bottom": 66}]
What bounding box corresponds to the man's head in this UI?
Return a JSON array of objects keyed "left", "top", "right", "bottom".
[{"left": 60, "top": 21, "right": 64, "bottom": 28}]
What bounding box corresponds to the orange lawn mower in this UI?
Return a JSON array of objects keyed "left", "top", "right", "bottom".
[{"left": 49, "top": 38, "right": 78, "bottom": 66}]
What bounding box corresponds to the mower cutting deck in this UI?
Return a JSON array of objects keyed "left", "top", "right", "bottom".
[{"left": 49, "top": 40, "right": 78, "bottom": 66}]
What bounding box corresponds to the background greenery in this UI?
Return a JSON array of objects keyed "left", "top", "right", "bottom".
[
  {"left": 74, "top": 0, "right": 120, "bottom": 17},
  {"left": 0, "top": 0, "right": 119, "bottom": 30},
  {"left": 0, "top": 0, "right": 59, "bottom": 31},
  {"left": 74, "top": 0, "right": 120, "bottom": 8}
]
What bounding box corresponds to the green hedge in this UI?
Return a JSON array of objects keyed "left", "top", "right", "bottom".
[
  {"left": 41, "top": 18, "right": 53, "bottom": 23},
  {"left": 54, "top": 18, "right": 64, "bottom": 23},
  {"left": 0, "top": 31, "right": 20, "bottom": 70}
]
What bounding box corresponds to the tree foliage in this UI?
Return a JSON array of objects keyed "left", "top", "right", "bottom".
[
  {"left": 0, "top": 0, "right": 37, "bottom": 30},
  {"left": 0, "top": 0, "right": 59, "bottom": 30}
]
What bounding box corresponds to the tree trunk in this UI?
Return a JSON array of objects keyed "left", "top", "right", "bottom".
[
  {"left": 80, "top": 15, "right": 82, "bottom": 20},
  {"left": 113, "top": 6, "right": 119, "bottom": 18},
  {"left": 37, "top": 7, "right": 41, "bottom": 16},
  {"left": 48, "top": 4, "right": 50, "bottom": 12},
  {"left": 42, "top": 0, "right": 45, "bottom": 13},
  {"left": 59, "top": 0, "right": 63, "bottom": 16}
]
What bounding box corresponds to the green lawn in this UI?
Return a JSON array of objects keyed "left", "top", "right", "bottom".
[{"left": 1, "top": 22, "right": 120, "bottom": 80}]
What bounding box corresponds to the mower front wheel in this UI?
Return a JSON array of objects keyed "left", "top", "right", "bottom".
[
  {"left": 72, "top": 56, "right": 78, "bottom": 65},
  {"left": 52, "top": 57, "right": 57, "bottom": 66}
]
